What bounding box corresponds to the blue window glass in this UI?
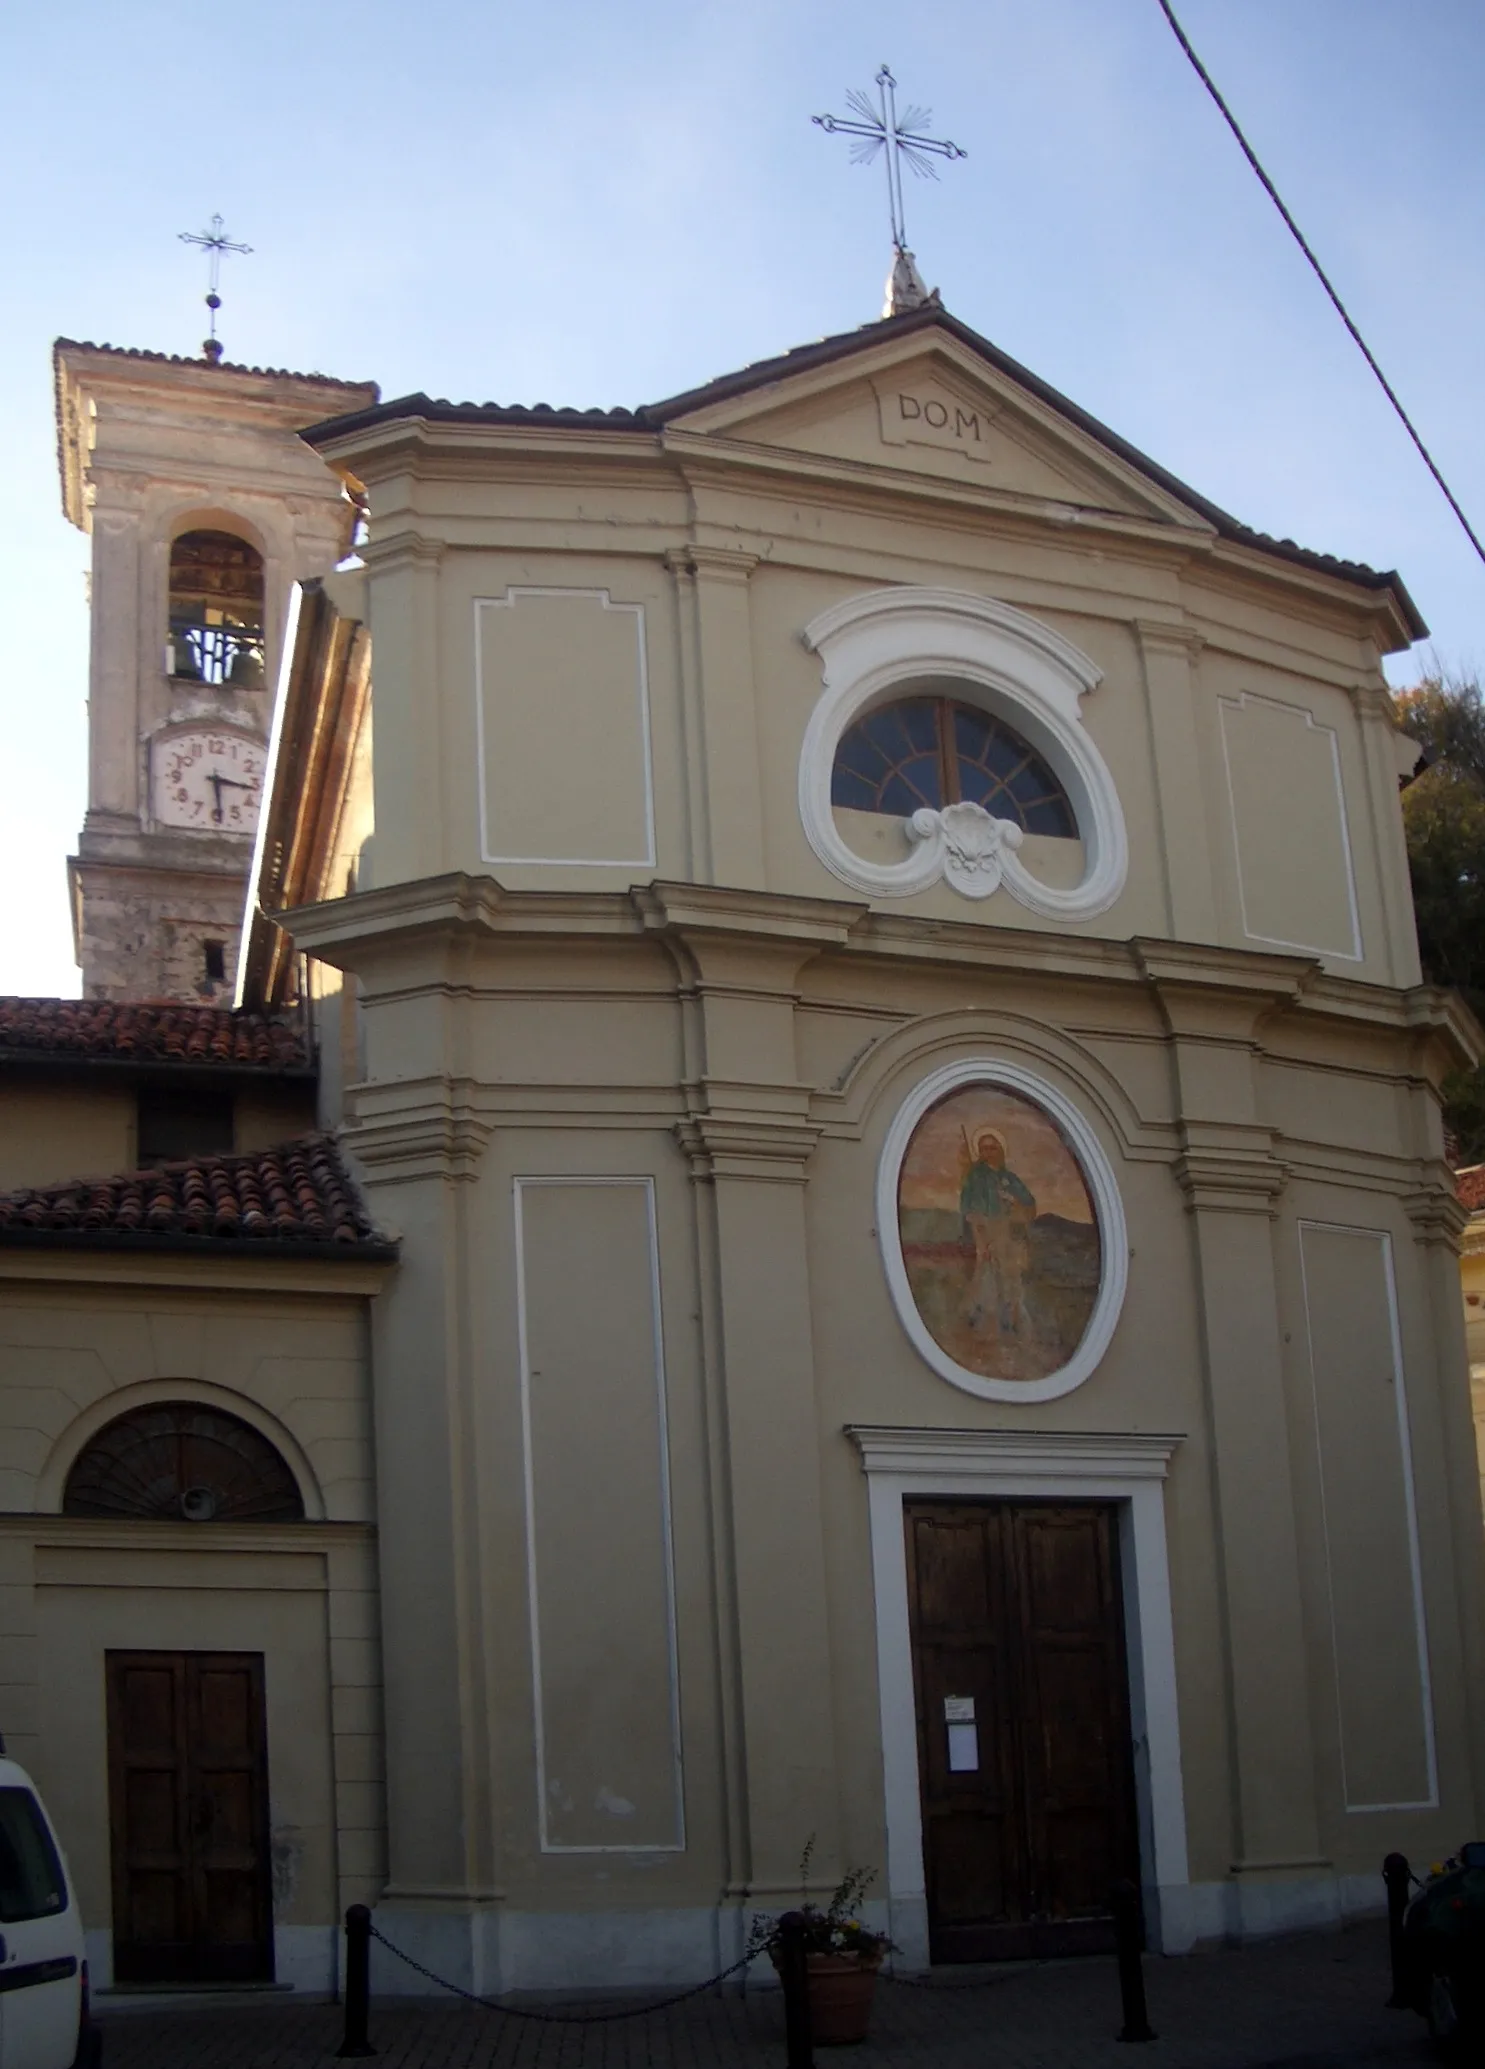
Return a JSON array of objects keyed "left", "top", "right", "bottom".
[{"left": 833, "top": 696, "right": 1075, "bottom": 837}]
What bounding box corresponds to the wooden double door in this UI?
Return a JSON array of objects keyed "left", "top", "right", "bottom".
[
  {"left": 906, "top": 1500, "right": 1139, "bottom": 1961},
  {"left": 106, "top": 1651, "right": 273, "bottom": 1983}
]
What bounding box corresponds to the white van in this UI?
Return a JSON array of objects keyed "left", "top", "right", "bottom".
[{"left": 0, "top": 1758, "right": 99, "bottom": 2068}]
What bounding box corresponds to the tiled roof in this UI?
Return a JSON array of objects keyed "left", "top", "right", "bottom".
[
  {"left": 0, "top": 1135, "right": 394, "bottom": 1258},
  {"left": 0, "top": 999, "right": 310, "bottom": 1072},
  {"left": 54, "top": 338, "right": 378, "bottom": 395},
  {"left": 1457, "top": 1164, "right": 1485, "bottom": 1214},
  {"left": 304, "top": 304, "right": 1422, "bottom": 632}
]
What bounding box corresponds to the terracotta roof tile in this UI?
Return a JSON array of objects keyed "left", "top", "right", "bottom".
[
  {"left": 54, "top": 338, "right": 377, "bottom": 394},
  {"left": 0, "top": 1134, "right": 393, "bottom": 1257},
  {"left": 0, "top": 999, "right": 309, "bottom": 1071},
  {"left": 1456, "top": 1164, "right": 1485, "bottom": 1214}
]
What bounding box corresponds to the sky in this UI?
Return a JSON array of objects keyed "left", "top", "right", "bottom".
[{"left": 1, "top": 0, "right": 1480, "bottom": 998}]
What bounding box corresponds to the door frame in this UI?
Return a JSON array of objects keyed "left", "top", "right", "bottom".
[{"left": 848, "top": 1426, "right": 1190, "bottom": 1962}]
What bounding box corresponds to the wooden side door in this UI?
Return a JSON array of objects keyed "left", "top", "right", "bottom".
[
  {"left": 1009, "top": 1505, "right": 1139, "bottom": 1944},
  {"left": 106, "top": 1651, "right": 273, "bottom": 1983},
  {"left": 905, "top": 1500, "right": 1138, "bottom": 1961}
]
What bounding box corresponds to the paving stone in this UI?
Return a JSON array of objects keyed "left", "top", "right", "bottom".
[{"left": 94, "top": 1920, "right": 1434, "bottom": 2069}]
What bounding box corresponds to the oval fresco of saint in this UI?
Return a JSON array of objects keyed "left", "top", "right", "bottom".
[{"left": 896, "top": 1082, "right": 1102, "bottom": 1384}]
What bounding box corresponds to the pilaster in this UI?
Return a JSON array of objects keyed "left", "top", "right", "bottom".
[
  {"left": 666, "top": 547, "right": 765, "bottom": 891},
  {"left": 1349, "top": 675, "right": 1423, "bottom": 988},
  {"left": 360, "top": 531, "right": 447, "bottom": 888},
  {"left": 1143, "top": 947, "right": 1326, "bottom": 1876},
  {"left": 642, "top": 888, "right": 849, "bottom": 1897},
  {"left": 1402, "top": 1181, "right": 1485, "bottom": 1822},
  {"left": 339, "top": 1070, "right": 500, "bottom": 1948},
  {"left": 1133, "top": 619, "right": 1218, "bottom": 944},
  {"left": 85, "top": 481, "right": 145, "bottom": 830}
]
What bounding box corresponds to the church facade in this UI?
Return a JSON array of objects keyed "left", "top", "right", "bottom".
[{"left": 3, "top": 302, "right": 1483, "bottom": 1997}]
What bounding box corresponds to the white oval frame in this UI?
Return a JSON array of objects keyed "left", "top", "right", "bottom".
[
  {"left": 876, "top": 1057, "right": 1129, "bottom": 1403},
  {"left": 800, "top": 586, "right": 1128, "bottom": 919}
]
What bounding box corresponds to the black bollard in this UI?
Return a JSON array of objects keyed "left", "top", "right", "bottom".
[
  {"left": 337, "top": 1903, "right": 377, "bottom": 2058},
  {"left": 1111, "top": 1879, "right": 1156, "bottom": 2044},
  {"left": 776, "top": 1910, "right": 814, "bottom": 2069},
  {"left": 1382, "top": 1853, "right": 1412, "bottom": 2011}
]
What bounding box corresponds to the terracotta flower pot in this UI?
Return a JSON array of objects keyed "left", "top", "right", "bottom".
[{"left": 803, "top": 1950, "right": 882, "bottom": 2045}]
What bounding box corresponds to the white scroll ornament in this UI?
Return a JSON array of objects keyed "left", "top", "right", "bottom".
[{"left": 905, "top": 800, "right": 1024, "bottom": 899}]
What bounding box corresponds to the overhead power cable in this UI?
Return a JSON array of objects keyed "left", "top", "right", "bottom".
[{"left": 1155, "top": 0, "right": 1485, "bottom": 572}]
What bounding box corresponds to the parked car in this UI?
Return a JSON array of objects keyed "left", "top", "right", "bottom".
[
  {"left": 0, "top": 1756, "right": 99, "bottom": 2068},
  {"left": 1402, "top": 1841, "right": 1485, "bottom": 2056}
]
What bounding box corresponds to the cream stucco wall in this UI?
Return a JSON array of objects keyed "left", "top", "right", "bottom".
[
  {"left": 0, "top": 1083, "right": 136, "bottom": 1192},
  {"left": 0, "top": 1079, "right": 317, "bottom": 1192}
]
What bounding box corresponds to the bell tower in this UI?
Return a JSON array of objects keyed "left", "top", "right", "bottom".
[{"left": 54, "top": 340, "right": 378, "bottom": 1002}]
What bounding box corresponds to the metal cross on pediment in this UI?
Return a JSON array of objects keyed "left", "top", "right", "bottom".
[
  {"left": 813, "top": 67, "right": 965, "bottom": 312},
  {"left": 178, "top": 214, "right": 253, "bottom": 363}
]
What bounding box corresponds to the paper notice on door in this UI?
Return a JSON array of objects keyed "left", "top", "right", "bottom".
[
  {"left": 947, "top": 1721, "right": 980, "bottom": 1771},
  {"left": 943, "top": 1696, "right": 975, "bottom": 1721}
]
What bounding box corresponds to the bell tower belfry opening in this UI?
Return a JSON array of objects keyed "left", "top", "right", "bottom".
[{"left": 54, "top": 339, "right": 377, "bottom": 1002}]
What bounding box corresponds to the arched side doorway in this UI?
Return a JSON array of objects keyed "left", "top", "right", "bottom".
[{"left": 64, "top": 1403, "right": 304, "bottom": 1985}]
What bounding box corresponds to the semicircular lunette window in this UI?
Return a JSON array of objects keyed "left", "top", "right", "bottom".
[
  {"left": 897, "top": 1081, "right": 1101, "bottom": 1385},
  {"left": 63, "top": 1404, "right": 304, "bottom": 1523},
  {"left": 832, "top": 696, "right": 1076, "bottom": 836}
]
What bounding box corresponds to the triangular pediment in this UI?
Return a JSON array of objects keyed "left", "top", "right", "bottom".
[{"left": 660, "top": 321, "right": 1213, "bottom": 534}]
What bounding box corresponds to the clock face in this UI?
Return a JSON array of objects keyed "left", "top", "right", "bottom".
[{"left": 153, "top": 730, "right": 266, "bottom": 834}]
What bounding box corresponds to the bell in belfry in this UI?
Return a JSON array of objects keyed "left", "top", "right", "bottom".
[
  {"left": 228, "top": 638, "right": 264, "bottom": 689},
  {"left": 169, "top": 624, "right": 202, "bottom": 679}
]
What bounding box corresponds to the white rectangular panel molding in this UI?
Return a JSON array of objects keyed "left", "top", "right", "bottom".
[
  {"left": 1298, "top": 1221, "right": 1436, "bottom": 1812},
  {"left": 1218, "top": 691, "right": 1361, "bottom": 960},
  {"left": 475, "top": 588, "right": 656, "bottom": 867},
  {"left": 515, "top": 1176, "right": 684, "bottom": 1851}
]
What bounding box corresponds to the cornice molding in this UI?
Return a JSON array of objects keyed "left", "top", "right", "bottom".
[
  {"left": 846, "top": 1425, "right": 1185, "bottom": 1479},
  {"left": 633, "top": 879, "right": 863, "bottom": 947},
  {"left": 1400, "top": 1183, "right": 1470, "bottom": 1249},
  {"left": 1174, "top": 1147, "right": 1289, "bottom": 1217},
  {"left": 663, "top": 543, "right": 760, "bottom": 582},
  {"left": 281, "top": 874, "right": 1468, "bottom": 1076},
  {"left": 0, "top": 1247, "right": 390, "bottom": 1296},
  {"left": 1135, "top": 938, "right": 1316, "bottom": 1044},
  {"left": 359, "top": 527, "right": 446, "bottom": 573},
  {"left": 1132, "top": 617, "right": 1206, "bottom": 663},
  {"left": 676, "top": 1112, "right": 822, "bottom": 1184},
  {"left": 343, "top": 1078, "right": 495, "bottom": 1185},
  {"left": 1134, "top": 937, "right": 1317, "bottom": 1000},
  {"left": 279, "top": 873, "right": 511, "bottom": 962},
  {"left": 8, "top": 1517, "right": 376, "bottom": 1552},
  {"left": 1348, "top": 680, "right": 1396, "bottom": 722}
]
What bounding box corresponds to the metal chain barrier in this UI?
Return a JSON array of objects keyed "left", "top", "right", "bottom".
[{"left": 366, "top": 1919, "right": 759, "bottom": 2024}]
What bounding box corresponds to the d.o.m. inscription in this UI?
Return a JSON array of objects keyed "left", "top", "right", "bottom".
[{"left": 875, "top": 380, "right": 996, "bottom": 464}]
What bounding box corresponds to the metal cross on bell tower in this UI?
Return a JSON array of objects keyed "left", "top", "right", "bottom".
[
  {"left": 813, "top": 66, "right": 966, "bottom": 317},
  {"left": 178, "top": 214, "right": 253, "bottom": 364}
]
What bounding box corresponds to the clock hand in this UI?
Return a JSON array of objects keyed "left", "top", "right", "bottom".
[{"left": 206, "top": 770, "right": 254, "bottom": 823}]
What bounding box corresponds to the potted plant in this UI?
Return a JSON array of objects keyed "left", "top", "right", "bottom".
[{"left": 748, "top": 1839, "right": 895, "bottom": 2046}]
